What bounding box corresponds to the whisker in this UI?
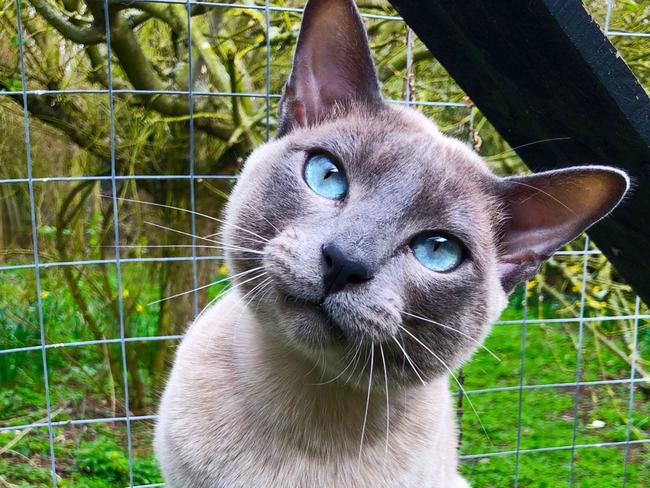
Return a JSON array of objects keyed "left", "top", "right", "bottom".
[
  {"left": 391, "top": 336, "right": 426, "bottom": 386},
  {"left": 195, "top": 271, "right": 268, "bottom": 322},
  {"left": 103, "top": 195, "right": 269, "bottom": 244},
  {"left": 314, "top": 340, "right": 363, "bottom": 386},
  {"left": 106, "top": 244, "right": 247, "bottom": 251},
  {"left": 242, "top": 276, "right": 273, "bottom": 310},
  {"left": 398, "top": 332, "right": 407, "bottom": 376},
  {"left": 345, "top": 342, "right": 366, "bottom": 386},
  {"left": 256, "top": 279, "right": 276, "bottom": 304},
  {"left": 104, "top": 244, "right": 262, "bottom": 262},
  {"left": 304, "top": 344, "right": 326, "bottom": 379},
  {"left": 506, "top": 180, "right": 577, "bottom": 216},
  {"left": 197, "top": 187, "right": 281, "bottom": 237},
  {"left": 111, "top": 242, "right": 265, "bottom": 260},
  {"left": 359, "top": 342, "right": 374, "bottom": 466},
  {"left": 485, "top": 136, "right": 571, "bottom": 161},
  {"left": 230, "top": 275, "right": 273, "bottom": 347},
  {"left": 397, "top": 324, "right": 491, "bottom": 443},
  {"left": 355, "top": 346, "right": 373, "bottom": 388},
  {"left": 305, "top": 346, "right": 327, "bottom": 381},
  {"left": 195, "top": 183, "right": 279, "bottom": 235},
  {"left": 148, "top": 266, "right": 265, "bottom": 306},
  {"left": 379, "top": 343, "right": 390, "bottom": 462},
  {"left": 257, "top": 213, "right": 280, "bottom": 234},
  {"left": 402, "top": 311, "right": 500, "bottom": 361},
  {"left": 244, "top": 204, "right": 282, "bottom": 235},
  {"left": 143, "top": 221, "right": 265, "bottom": 255},
  {"left": 202, "top": 230, "right": 266, "bottom": 248},
  {"left": 192, "top": 240, "right": 265, "bottom": 257}
]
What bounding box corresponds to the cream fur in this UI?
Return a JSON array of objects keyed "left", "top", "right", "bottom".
[{"left": 155, "top": 291, "right": 470, "bottom": 488}]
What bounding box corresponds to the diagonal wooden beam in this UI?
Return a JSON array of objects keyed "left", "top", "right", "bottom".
[{"left": 389, "top": 0, "right": 650, "bottom": 304}]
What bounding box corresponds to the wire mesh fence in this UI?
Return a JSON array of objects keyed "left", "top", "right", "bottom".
[{"left": 0, "top": 0, "right": 648, "bottom": 486}]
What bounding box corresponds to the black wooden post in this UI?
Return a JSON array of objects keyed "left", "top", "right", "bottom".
[{"left": 389, "top": 0, "right": 650, "bottom": 304}]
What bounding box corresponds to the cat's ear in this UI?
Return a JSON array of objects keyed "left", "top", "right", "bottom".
[
  {"left": 277, "top": 0, "right": 382, "bottom": 136},
  {"left": 496, "top": 166, "right": 629, "bottom": 291}
]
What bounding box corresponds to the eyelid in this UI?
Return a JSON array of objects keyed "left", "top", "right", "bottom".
[
  {"left": 408, "top": 230, "right": 463, "bottom": 246},
  {"left": 408, "top": 230, "right": 471, "bottom": 261},
  {"left": 305, "top": 149, "right": 346, "bottom": 172}
]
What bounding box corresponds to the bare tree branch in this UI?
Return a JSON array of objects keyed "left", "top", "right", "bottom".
[
  {"left": 86, "top": 44, "right": 130, "bottom": 90},
  {"left": 82, "top": 3, "right": 234, "bottom": 139},
  {"left": 0, "top": 86, "right": 124, "bottom": 164},
  {"left": 29, "top": 0, "right": 104, "bottom": 44},
  {"left": 124, "top": 2, "right": 231, "bottom": 93}
]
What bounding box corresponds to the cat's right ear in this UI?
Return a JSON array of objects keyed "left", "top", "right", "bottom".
[{"left": 277, "top": 0, "right": 382, "bottom": 136}]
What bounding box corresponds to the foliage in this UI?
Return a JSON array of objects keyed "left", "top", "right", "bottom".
[{"left": 0, "top": 0, "right": 648, "bottom": 485}]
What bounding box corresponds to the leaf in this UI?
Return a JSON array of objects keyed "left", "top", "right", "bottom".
[{"left": 1, "top": 79, "right": 22, "bottom": 91}]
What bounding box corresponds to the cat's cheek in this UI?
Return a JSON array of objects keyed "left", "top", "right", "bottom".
[
  {"left": 261, "top": 232, "right": 323, "bottom": 303},
  {"left": 397, "top": 257, "right": 494, "bottom": 366}
]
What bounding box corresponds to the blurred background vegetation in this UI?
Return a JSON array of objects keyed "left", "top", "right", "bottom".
[{"left": 0, "top": 0, "right": 648, "bottom": 486}]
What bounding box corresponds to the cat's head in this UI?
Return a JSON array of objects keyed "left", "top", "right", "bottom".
[{"left": 224, "top": 0, "right": 628, "bottom": 386}]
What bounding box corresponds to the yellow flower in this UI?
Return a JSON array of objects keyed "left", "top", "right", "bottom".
[
  {"left": 122, "top": 289, "right": 130, "bottom": 299},
  {"left": 527, "top": 281, "right": 536, "bottom": 290},
  {"left": 135, "top": 303, "right": 144, "bottom": 313},
  {"left": 41, "top": 290, "right": 49, "bottom": 299},
  {"left": 219, "top": 264, "right": 228, "bottom": 275}
]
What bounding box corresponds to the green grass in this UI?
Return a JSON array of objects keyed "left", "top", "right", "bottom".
[
  {"left": 460, "top": 289, "right": 650, "bottom": 486},
  {"left": 0, "top": 273, "right": 648, "bottom": 487},
  {"left": 0, "top": 421, "right": 160, "bottom": 487}
]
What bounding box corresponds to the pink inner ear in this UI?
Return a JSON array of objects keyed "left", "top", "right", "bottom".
[
  {"left": 497, "top": 166, "right": 628, "bottom": 288},
  {"left": 503, "top": 178, "right": 587, "bottom": 256},
  {"left": 278, "top": 0, "right": 382, "bottom": 133}
]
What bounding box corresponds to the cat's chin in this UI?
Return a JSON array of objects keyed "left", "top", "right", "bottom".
[
  {"left": 268, "top": 288, "right": 349, "bottom": 347},
  {"left": 260, "top": 277, "right": 403, "bottom": 346}
]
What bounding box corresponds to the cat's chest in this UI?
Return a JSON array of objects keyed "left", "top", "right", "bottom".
[{"left": 190, "top": 417, "right": 443, "bottom": 488}]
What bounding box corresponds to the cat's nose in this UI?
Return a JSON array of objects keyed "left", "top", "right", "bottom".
[{"left": 322, "top": 244, "right": 373, "bottom": 295}]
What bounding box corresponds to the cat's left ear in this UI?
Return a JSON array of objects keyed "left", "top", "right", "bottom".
[
  {"left": 277, "top": 0, "right": 382, "bottom": 136},
  {"left": 496, "top": 166, "right": 629, "bottom": 291}
]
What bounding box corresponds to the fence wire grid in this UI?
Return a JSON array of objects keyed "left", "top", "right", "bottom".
[{"left": 0, "top": 0, "right": 648, "bottom": 487}]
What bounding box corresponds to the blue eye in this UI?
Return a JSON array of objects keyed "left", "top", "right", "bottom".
[
  {"left": 304, "top": 154, "right": 348, "bottom": 200},
  {"left": 411, "top": 234, "right": 464, "bottom": 272}
]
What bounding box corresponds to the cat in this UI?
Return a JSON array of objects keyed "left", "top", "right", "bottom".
[{"left": 154, "top": 0, "right": 629, "bottom": 486}]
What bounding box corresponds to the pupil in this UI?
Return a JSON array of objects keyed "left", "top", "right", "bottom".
[{"left": 323, "top": 168, "right": 337, "bottom": 180}]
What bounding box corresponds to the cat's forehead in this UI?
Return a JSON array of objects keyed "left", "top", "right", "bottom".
[
  {"left": 286, "top": 105, "right": 495, "bottom": 208},
  {"left": 291, "top": 106, "right": 490, "bottom": 178},
  {"left": 280, "top": 105, "right": 497, "bottom": 244}
]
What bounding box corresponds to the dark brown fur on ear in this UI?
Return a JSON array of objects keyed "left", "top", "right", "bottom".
[
  {"left": 277, "top": 0, "right": 382, "bottom": 136},
  {"left": 496, "top": 165, "right": 629, "bottom": 290}
]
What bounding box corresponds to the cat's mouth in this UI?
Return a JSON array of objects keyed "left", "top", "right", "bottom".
[{"left": 282, "top": 292, "right": 346, "bottom": 338}]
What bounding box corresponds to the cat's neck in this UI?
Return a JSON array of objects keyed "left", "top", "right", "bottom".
[
  {"left": 156, "top": 289, "right": 464, "bottom": 486},
  {"left": 230, "top": 299, "right": 451, "bottom": 456}
]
